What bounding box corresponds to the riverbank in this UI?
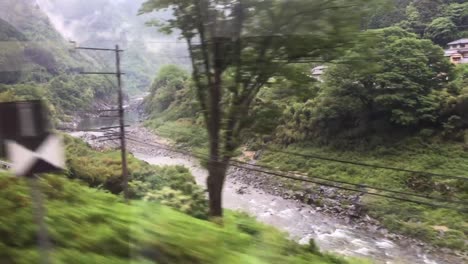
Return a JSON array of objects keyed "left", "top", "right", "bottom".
[{"left": 70, "top": 125, "right": 466, "bottom": 264}]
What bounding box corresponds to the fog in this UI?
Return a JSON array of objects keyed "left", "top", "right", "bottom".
[{"left": 35, "top": 0, "right": 185, "bottom": 55}]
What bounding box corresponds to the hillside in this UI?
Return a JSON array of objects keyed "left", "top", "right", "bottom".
[
  {"left": 0, "top": 174, "right": 365, "bottom": 264},
  {"left": 0, "top": 0, "right": 116, "bottom": 121},
  {"left": 0, "top": 135, "right": 364, "bottom": 264},
  {"left": 368, "top": 0, "right": 468, "bottom": 45},
  {"left": 35, "top": 0, "right": 190, "bottom": 95}
]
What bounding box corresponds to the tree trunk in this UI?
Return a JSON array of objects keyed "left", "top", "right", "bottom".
[{"left": 206, "top": 160, "right": 227, "bottom": 217}]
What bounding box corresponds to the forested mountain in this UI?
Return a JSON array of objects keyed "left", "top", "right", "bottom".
[
  {"left": 368, "top": 0, "right": 468, "bottom": 45},
  {"left": 0, "top": 0, "right": 116, "bottom": 121}
]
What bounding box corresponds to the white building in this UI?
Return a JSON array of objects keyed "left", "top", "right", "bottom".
[{"left": 444, "top": 38, "right": 468, "bottom": 64}]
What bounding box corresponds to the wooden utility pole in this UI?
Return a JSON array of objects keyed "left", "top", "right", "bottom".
[
  {"left": 29, "top": 175, "right": 51, "bottom": 264},
  {"left": 115, "top": 45, "right": 129, "bottom": 201},
  {"left": 73, "top": 43, "right": 129, "bottom": 201}
]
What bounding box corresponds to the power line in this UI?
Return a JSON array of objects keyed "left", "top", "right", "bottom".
[
  {"left": 127, "top": 136, "right": 466, "bottom": 205},
  {"left": 264, "top": 147, "right": 468, "bottom": 181},
  {"left": 228, "top": 162, "right": 467, "bottom": 213},
  {"left": 140, "top": 134, "right": 467, "bottom": 182},
  {"left": 73, "top": 43, "right": 130, "bottom": 202},
  {"left": 124, "top": 136, "right": 467, "bottom": 212},
  {"left": 229, "top": 158, "right": 467, "bottom": 206}
]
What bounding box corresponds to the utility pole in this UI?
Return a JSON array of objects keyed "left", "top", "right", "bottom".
[
  {"left": 29, "top": 175, "right": 51, "bottom": 264},
  {"left": 115, "top": 45, "right": 129, "bottom": 201},
  {"left": 72, "top": 42, "right": 129, "bottom": 201}
]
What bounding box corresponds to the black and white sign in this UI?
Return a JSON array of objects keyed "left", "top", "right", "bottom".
[
  {"left": 0, "top": 100, "right": 64, "bottom": 177},
  {"left": 6, "top": 134, "right": 64, "bottom": 176}
]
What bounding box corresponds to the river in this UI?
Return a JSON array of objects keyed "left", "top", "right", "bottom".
[{"left": 70, "top": 125, "right": 465, "bottom": 264}]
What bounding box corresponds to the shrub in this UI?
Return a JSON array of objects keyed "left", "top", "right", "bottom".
[{"left": 64, "top": 135, "right": 208, "bottom": 219}]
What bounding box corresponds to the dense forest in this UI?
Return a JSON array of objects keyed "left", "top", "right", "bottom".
[{"left": 368, "top": 0, "right": 468, "bottom": 46}]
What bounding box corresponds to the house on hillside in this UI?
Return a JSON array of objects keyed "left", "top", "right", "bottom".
[
  {"left": 444, "top": 38, "right": 468, "bottom": 64},
  {"left": 311, "top": 65, "right": 328, "bottom": 81}
]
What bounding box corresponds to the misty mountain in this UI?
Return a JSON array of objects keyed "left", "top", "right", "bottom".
[
  {"left": 0, "top": 0, "right": 119, "bottom": 119},
  {"left": 35, "top": 0, "right": 190, "bottom": 95}
]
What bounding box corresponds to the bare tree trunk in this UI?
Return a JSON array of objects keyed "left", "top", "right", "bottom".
[{"left": 206, "top": 160, "right": 227, "bottom": 217}]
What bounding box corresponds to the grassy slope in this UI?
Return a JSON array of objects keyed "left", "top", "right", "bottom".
[
  {"left": 260, "top": 137, "right": 468, "bottom": 250},
  {"left": 0, "top": 136, "right": 365, "bottom": 263},
  {"left": 0, "top": 173, "right": 365, "bottom": 264}
]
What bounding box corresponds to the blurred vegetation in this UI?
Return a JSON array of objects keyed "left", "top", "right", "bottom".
[{"left": 0, "top": 168, "right": 366, "bottom": 263}]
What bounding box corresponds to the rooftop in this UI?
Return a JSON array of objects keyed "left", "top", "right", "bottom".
[{"left": 447, "top": 38, "right": 468, "bottom": 45}]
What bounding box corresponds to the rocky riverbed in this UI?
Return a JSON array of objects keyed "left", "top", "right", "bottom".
[{"left": 70, "top": 125, "right": 466, "bottom": 264}]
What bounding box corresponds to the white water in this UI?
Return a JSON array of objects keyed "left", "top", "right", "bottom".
[{"left": 133, "top": 152, "right": 454, "bottom": 264}]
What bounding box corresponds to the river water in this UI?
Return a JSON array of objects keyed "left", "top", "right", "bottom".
[
  {"left": 129, "top": 151, "right": 458, "bottom": 264},
  {"left": 70, "top": 125, "right": 464, "bottom": 264}
]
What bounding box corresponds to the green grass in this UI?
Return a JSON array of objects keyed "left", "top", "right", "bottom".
[
  {"left": 145, "top": 118, "right": 209, "bottom": 154},
  {"left": 259, "top": 137, "right": 468, "bottom": 250},
  {"left": 0, "top": 173, "right": 367, "bottom": 264}
]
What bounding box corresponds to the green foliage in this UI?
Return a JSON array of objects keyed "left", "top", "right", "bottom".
[
  {"left": 274, "top": 27, "right": 455, "bottom": 141},
  {"left": 0, "top": 172, "right": 365, "bottom": 264},
  {"left": 64, "top": 135, "right": 207, "bottom": 218},
  {"left": 144, "top": 65, "right": 192, "bottom": 114},
  {"left": 143, "top": 65, "right": 208, "bottom": 151},
  {"left": 139, "top": 0, "right": 468, "bottom": 251},
  {"left": 425, "top": 17, "right": 458, "bottom": 46},
  {"left": 445, "top": 2, "right": 468, "bottom": 27},
  {"left": 368, "top": 0, "right": 468, "bottom": 44},
  {"left": 140, "top": 0, "right": 378, "bottom": 169},
  {"left": 146, "top": 119, "right": 208, "bottom": 150},
  {"left": 259, "top": 138, "right": 468, "bottom": 249},
  {"left": 144, "top": 186, "right": 207, "bottom": 219}
]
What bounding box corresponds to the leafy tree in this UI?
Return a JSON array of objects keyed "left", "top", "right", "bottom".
[
  {"left": 140, "top": 0, "right": 375, "bottom": 217},
  {"left": 412, "top": 0, "right": 446, "bottom": 24},
  {"left": 425, "top": 17, "right": 458, "bottom": 46},
  {"left": 368, "top": 1, "right": 467, "bottom": 43},
  {"left": 289, "top": 27, "right": 455, "bottom": 140},
  {"left": 398, "top": 3, "right": 426, "bottom": 36},
  {"left": 367, "top": 0, "right": 412, "bottom": 29},
  {"left": 445, "top": 2, "right": 468, "bottom": 26},
  {"left": 145, "top": 65, "right": 190, "bottom": 113}
]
